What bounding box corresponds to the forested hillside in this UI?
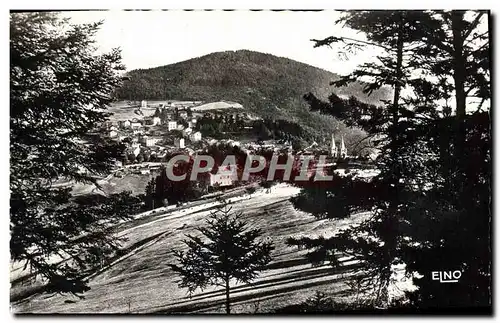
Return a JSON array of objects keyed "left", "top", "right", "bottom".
[{"left": 115, "top": 50, "right": 392, "bottom": 144}]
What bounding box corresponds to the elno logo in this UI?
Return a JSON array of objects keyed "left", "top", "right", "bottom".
[{"left": 431, "top": 270, "right": 462, "bottom": 283}]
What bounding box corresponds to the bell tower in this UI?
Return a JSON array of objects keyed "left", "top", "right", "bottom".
[
  {"left": 330, "top": 133, "right": 338, "bottom": 158},
  {"left": 340, "top": 135, "right": 347, "bottom": 159}
]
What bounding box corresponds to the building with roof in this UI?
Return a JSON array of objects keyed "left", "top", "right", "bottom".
[
  {"left": 109, "top": 130, "right": 118, "bottom": 138},
  {"left": 174, "top": 138, "right": 185, "bottom": 149},
  {"left": 141, "top": 135, "right": 162, "bottom": 147},
  {"left": 119, "top": 120, "right": 131, "bottom": 129},
  {"left": 189, "top": 131, "right": 202, "bottom": 142},
  {"left": 205, "top": 164, "right": 237, "bottom": 188},
  {"left": 167, "top": 121, "right": 178, "bottom": 131},
  {"left": 130, "top": 121, "right": 142, "bottom": 129}
]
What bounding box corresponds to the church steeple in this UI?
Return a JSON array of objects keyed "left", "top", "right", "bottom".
[
  {"left": 330, "top": 133, "right": 338, "bottom": 158},
  {"left": 340, "top": 135, "right": 347, "bottom": 158}
]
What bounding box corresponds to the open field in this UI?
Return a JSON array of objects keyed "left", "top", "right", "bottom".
[
  {"left": 106, "top": 100, "right": 243, "bottom": 123},
  {"left": 97, "top": 173, "right": 153, "bottom": 196},
  {"left": 107, "top": 100, "right": 207, "bottom": 122},
  {"left": 12, "top": 184, "right": 375, "bottom": 314},
  {"left": 62, "top": 172, "right": 153, "bottom": 197},
  {"left": 191, "top": 101, "right": 243, "bottom": 111},
  {"left": 106, "top": 101, "right": 157, "bottom": 122}
]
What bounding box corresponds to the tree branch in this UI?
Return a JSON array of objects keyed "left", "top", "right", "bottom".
[
  {"left": 463, "top": 12, "right": 486, "bottom": 42},
  {"left": 311, "top": 36, "right": 392, "bottom": 52}
]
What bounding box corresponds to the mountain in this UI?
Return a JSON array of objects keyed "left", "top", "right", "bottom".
[{"left": 115, "top": 50, "right": 391, "bottom": 144}]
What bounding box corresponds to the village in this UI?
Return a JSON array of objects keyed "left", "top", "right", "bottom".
[
  {"left": 94, "top": 99, "right": 372, "bottom": 193},
  {"left": 97, "top": 100, "right": 240, "bottom": 185}
]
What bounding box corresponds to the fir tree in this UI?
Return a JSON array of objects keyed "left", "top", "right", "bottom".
[
  {"left": 297, "top": 11, "right": 434, "bottom": 306},
  {"left": 10, "top": 12, "right": 128, "bottom": 294},
  {"left": 402, "top": 10, "right": 491, "bottom": 309},
  {"left": 292, "top": 10, "right": 491, "bottom": 310},
  {"left": 170, "top": 201, "right": 274, "bottom": 313}
]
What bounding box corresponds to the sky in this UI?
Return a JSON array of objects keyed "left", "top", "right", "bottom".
[
  {"left": 62, "top": 10, "right": 489, "bottom": 112},
  {"left": 64, "top": 10, "right": 383, "bottom": 75}
]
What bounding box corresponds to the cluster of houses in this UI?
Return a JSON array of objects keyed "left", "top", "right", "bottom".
[
  {"left": 202, "top": 134, "right": 350, "bottom": 188},
  {"left": 99, "top": 100, "right": 357, "bottom": 191},
  {"left": 101, "top": 102, "right": 204, "bottom": 167},
  {"left": 101, "top": 101, "right": 266, "bottom": 189},
  {"left": 107, "top": 117, "right": 202, "bottom": 145}
]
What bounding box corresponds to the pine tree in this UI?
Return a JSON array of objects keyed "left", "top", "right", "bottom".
[
  {"left": 136, "top": 153, "right": 144, "bottom": 163},
  {"left": 296, "top": 11, "right": 436, "bottom": 306},
  {"left": 148, "top": 160, "right": 204, "bottom": 206},
  {"left": 10, "top": 12, "right": 128, "bottom": 294},
  {"left": 154, "top": 107, "right": 162, "bottom": 118},
  {"left": 257, "top": 122, "right": 272, "bottom": 141},
  {"left": 409, "top": 10, "right": 490, "bottom": 178},
  {"left": 170, "top": 201, "right": 274, "bottom": 313},
  {"left": 128, "top": 153, "right": 136, "bottom": 164},
  {"left": 401, "top": 10, "right": 491, "bottom": 309},
  {"left": 144, "top": 179, "right": 156, "bottom": 210},
  {"left": 292, "top": 10, "right": 491, "bottom": 310}
]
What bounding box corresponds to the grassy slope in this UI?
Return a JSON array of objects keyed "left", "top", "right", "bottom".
[{"left": 12, "top": 184, "right": 371, "bottom": 314}]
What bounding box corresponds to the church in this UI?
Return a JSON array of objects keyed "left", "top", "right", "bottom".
[{"left": 330, "top": 134, "right": 347, "bottom": 159}]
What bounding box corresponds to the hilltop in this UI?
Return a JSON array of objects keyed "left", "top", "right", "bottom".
[{"left": 115, "top": 50, "right": 391, "bottom": 143}]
